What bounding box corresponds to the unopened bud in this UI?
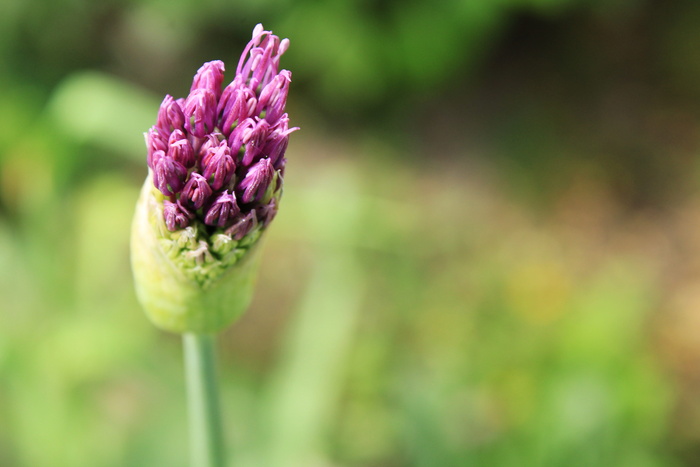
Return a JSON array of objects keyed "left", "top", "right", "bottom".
[
  {"left": 257, "top": 198, "right": 278, "bottom": 227},
  {"left": 190, "top": 60, "right": 225, "bottom": 100},
  {"left": 163, "top": 200, "right": 194, "bottom": 231},
  {"left": 146, "top": 127, "right": 168, "bottom": 169},
  {"left": 168, "top": 130, "right": 196, "bottom": 168},
  {"left": 204, "top": 191, "right": 240, "bottom": 228},
  {"left": 198, "top": 132, "right": 225, "bottom": 160},
  {"left": 184, "top": 89, "right": 217, "bottom": 137},
  {"left": 202, "top": 142, "right": 235, "bottom": 190},
  {"left": 225, "top": 210, "right": 258, "bottom": 240},
  {"left": 241, "top": 119, "right": 270, "bottom": 166},
  {"left": 219, "top": 84, "right": 257, "bottom": 136},
  {"left": 237, "top": 158, "right": 275, "bottom": 204},
  {"left": 179, "top": 173, "right": 213, "bottom": 210},
  {"left": 156, "top": 95, "right": 186, "bottom": 132},
  {"left": 264, "top": 117, "right": 298, "bottom": 168},
  {"left": 256, "top": 70, "right": 291, "bottom": 124},
  {"left": 153, "top": 154, "right": 187, "bottom": 196}
]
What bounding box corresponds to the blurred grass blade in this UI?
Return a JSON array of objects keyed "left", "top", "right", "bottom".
[
  {"left": 261, "top": 164, "right": 366, "bottom": 466},
  {"left": 263, "top": 250, "right": 364, "bottom": 467}
]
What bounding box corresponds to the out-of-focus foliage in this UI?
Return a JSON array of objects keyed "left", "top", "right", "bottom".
[
  {"left": 1, "top": 0, "right": 698, "bottom": 466},
  {"left": 0, "top": 0, "right": 636, "bottom": 117}
]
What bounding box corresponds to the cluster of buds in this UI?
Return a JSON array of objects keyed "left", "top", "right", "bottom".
[
  {"left": 145, "top": 23, "right": 296, "bottom": 238},
  {"left": 131, "top": 24, "right": 296, "bottom": 334}
]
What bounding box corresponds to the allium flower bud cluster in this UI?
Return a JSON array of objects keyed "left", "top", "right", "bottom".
[
  {"left": 145, "top": 24, "right": 296, "bottom": 239},
  {"left": 131, "top": 24, "right": 296, "bottom": 334}
]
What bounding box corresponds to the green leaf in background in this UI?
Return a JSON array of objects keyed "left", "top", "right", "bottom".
[{"left": 46, "top": 71, "right": 160, "bottom": 161}]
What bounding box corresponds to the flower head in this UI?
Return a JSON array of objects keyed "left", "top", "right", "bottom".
[
  {"left": 144, "top": 24, "right": 296, "bottom": 233},
  {"left": 131, "top": 24, "right": 297, "bottom": 334}
]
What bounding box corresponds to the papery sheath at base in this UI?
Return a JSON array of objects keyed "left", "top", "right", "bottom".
[{"left": 131, "top": 174, "right": 262, "bottom": 334}]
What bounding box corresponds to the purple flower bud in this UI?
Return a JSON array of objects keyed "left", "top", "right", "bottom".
[
  {"left": 163, "top": 200, "right": 194, "bottom": 231},
  {"left": 219, "top": 82, "right": 257, "bottom": 136},
  {"left": 204, "top": 191, "right": 240, "bottom": 228},
  {"left": 146, "top": 127, "right": 169, "bottom": 169},
  {"left": 256, "top": 70, "right": 291, "bottom": 124},
  {"left": 198, "top": 132, "right": 225, "bottom": 161},
  {"left": 225, "top": 210, "right": 258, "bottom": 240},
  {"left": 257, "top": 198, "right": 278, "bottom": 227},
  {"left": 227, "top": 118, "right": 255, "bottom": 158},
  {"left": 153, "top": 155, "right": 187, "bottom": 196},
  {"left": 166, "top": 130, "right": 196, "bottom": 168},
  {"left": 190, "top": 60, "right": 225, "bottom": 100},
  {"left": 269, "top": 137, "right": 289, "bottom": 169},
  {"left": 149, "top": 149, "right": 166, "bottom": 171},
  {"left": 241, "top": 119, "right": 270, "bottom": 166},
  {"left": 168, "top": 129, "right": 186, "bottom": 144},
  {"left": 263, "top": 115, "right": 298, "bottom": 168},
  {"left": 217, "top": 76, "right": 238, "bottom": 112},
  {"left": 179, "top": 173, "right": 213, "bottom": 210},
  {"left": 184, "top": 89, "right": 217, "bottom": 138},
  {"left": 202, "top": 142, "right": 235, "bottom": 190},
  {"left": 237, "top": 158, "right": 275, "bottom": 204},
  {"left": 240, "top": 119, "right": 270, "bottom": 166},
  {"left": 156, "top": 95, "right": 186, "bottom": 132}
]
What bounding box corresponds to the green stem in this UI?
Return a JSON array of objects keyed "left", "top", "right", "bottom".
[{"left": 183, "top": 333, "right": 225, "bottom": 467}]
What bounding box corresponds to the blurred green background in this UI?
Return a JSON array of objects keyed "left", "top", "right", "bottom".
[{"left": 2, "top": 0, "right": 700, "bottom": 465}]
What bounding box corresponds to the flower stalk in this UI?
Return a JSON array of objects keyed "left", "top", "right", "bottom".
[{"left": 184, "top": 333, "right": 225, "bottom": 467}]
